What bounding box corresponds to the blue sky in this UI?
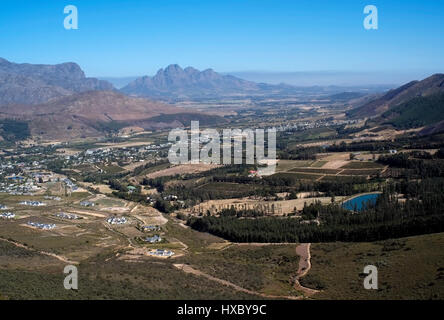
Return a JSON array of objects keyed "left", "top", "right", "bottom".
[{"left": 0, "top": 0, "right": 443, "bottom": 81}]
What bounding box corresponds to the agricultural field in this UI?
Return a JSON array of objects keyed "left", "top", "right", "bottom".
[
  {"left": 144, "top": 164, "right": 220, "bottom": 179},
  {"left": 181, "top": 195, "right": 346, "bottom": 216},
  {"left": 340, "top": 161, "right": 385, "bottom": 169},
  {"left": 274, "top": 156, "right": 384, "bottom": 181},
  {"left": 276, "top": 160, "right": 316, "bottom": 172}
]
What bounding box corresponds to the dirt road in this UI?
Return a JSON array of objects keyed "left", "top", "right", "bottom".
[
  {"left": 294, "top": 243, "right": 319, "bottom": 296},
  {"left": 0, "top": 237, "right": 78, "bottom": 265},
  {"left": 173, "top": 263, "right": 302, "bottom": 300}
]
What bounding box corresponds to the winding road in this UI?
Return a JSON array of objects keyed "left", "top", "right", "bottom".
[
  {"left": 173, "top": 263, "right": 302, "bottom": 300},
  {"left": 0, "top": 237, "right": 78, "bottom": 265},
  {"left": 173, "top": 242, "right": 320, "bottom": 300},
  {"left": 293, "top": 243, "right": 320, "bottom": 296}
]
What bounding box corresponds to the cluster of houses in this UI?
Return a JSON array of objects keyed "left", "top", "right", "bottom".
[
  {"left": 0, "top": 212, "right": 15, "bottom": 219},
  {"left": 0, "top": 146, "right": 75, "bottom": 193},
  {"left": 145, "top": 235, "right": 162, "bottom": 243},
  {"left": 141, "top": 225, "right": 160, "bottom": 232},
  {"left": 55, "top": 212, "right": 80, "bottom": 220},
  {"left": 80, "top": 201, "right": 95, "bottom": 207},
  {"left": 31, "top": 172, "right": 53, "bottom": 183},
  {"left": 0, "top": 148, "right": 84, "bottom": 199},
  {"left": 63, "top": 178, "right": 78, "bottom": 191},
  {"left": 0, "top": 176, "right": 39, "bottom": 195},
  {"left": 107, "top": 216, "right": 128, "bottom": 225},
  {"left": 147, "top": 249, "right": 174, "bottom": 257},
  {"left": 0, "top": 159, "right": 56, "bottom": 195},
  {"left": 44, "top": 195, "right": 62, "bottom": 201},
  {"left": 63, "top": 143, "right": 171, "bottom": 169},
  {"left": 144, "top": 143, "right": 172, "bottom": 151},
  {"left": 27, "top": 221, "right": 56, "bottom": 230},
  {"left": 20, "top": 200, "right": 46, "bottom": 207},
  {"left": 274, "top": 118, "right": 360, "bottom": 133}
]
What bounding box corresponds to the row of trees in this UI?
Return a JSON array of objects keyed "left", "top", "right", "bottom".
[
  {"left": 378, "top": 153, "right": 444, "bottom": 178},
  {"left": 188, "top": 178, "right": 444, "bottom": 243}
]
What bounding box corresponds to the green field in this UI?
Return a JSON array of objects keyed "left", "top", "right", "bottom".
[
  {"left": 276, "top": 160, "right": 315, "bottom": 172},
  {"left": 341, "top": 169, "right": 382, "bottom": 176},
  {"left": 289, "top": 168, "right": 342, "bottom": 175},
  {"left": 310, "top": 161, "right": 328, "bottom": 168},
  {"left": 341, "top": 161, "right": 385, "bottom": 169},
  {"left": 320, "top": 175, "right": 367, "bottom": 183},
  {"left": 283, "top": 172, "right": 323, "bottom": 180}
]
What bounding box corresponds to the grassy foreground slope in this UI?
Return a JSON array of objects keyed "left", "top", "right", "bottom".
[
  {"left": 1, "top": 224, "right": 443, "bottom": 300},
  {"left": 0, "top": 240, "right": 258, "bottom": 300},
  {"left": 305, "top": 233, "right": 444, "bottom": 300}
]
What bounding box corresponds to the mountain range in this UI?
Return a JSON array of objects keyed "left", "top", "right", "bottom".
[
  {"left": 0, "top": 58, "right": 114, "bottom": 105},
  {"left": 121, "top": 64, "right": 266, "bottom": 100},
  {"left": 121, "top": 65, "right": 394, "bottom": 102},
  {"left": 0, "top": 57, "right": 443, "bottom": 140},
  {"left": 0, "top": 91, "right": 224, "bottom": 140},
  {"left": 0, "top": 59, "right": 226, "bottom": 141}
]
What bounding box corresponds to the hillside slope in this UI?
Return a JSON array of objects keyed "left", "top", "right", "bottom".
[
  {"left": 0, "top": 91, "right": 225, "bottom": 140},
  {"left": 0, "top": 58, "right": 114, "bottom": 105},
  {"left": 378, "top": 92, "right": 444, "bottom": 129},
  {"left": 348, "top": 74, "right": 444, "bottom": 118}
]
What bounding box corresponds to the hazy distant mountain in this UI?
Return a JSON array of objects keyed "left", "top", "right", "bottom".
[
  {"left": 99, "top": 76, "right": 139, "bottom": 89},
  {"left": 121, "top": 64, "right": 273, "bottom": 100},
  {"left": 325, "top": 92, "right": 367, "bottom": 102},
  {"left": 348, "top": 74, "right": 444, "bottom": 118},
  {"left": 121, "top": 65, "right": 394, "bottom": 101},
  {"left": 0, "top": 58, "right": 114, "bottom": 105},
  {"left": 0, "top": 91, "right": 225, "bottom": 140},
  {"left": 227, "top": 70, "right": 409, "bottom": 87}
]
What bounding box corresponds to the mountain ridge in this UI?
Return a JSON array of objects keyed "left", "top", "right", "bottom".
[
  {"left": 347, "top": 73, "right": 444, "bottom": 118},
  {"left": 0, "top": 90, "right": 225, "bottom": 140},
  {"left": 121, "top": 64, "right": 274, "bottom": 101},
  {"left": 0, "top": 58, "right": 114, "bottom": 105}
]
